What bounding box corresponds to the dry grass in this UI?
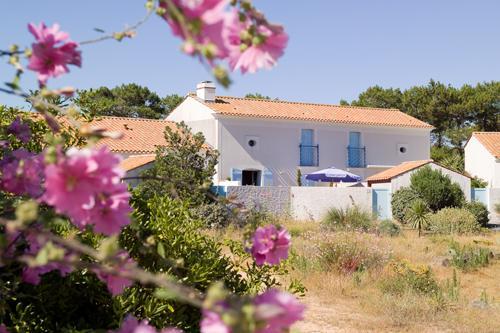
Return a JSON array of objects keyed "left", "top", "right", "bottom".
[
  {"left": 205, "top": 218, "right": 500, "bottom": 332},
  {"left": 279, "top": 220, "right": 500, "bottom": 333}
]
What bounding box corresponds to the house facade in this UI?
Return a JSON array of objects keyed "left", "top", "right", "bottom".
[
  {"left": 167, "top": 82, "right": 433, "bottom": 186},
  {"left": 464, "top": 132, "right": 500, "bottom": 188}
]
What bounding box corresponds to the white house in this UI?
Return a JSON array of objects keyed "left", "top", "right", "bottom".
[
  {"left": 464, "top": 132, "right": 500, "bottom": 188},
  {"left": 366, "top": 159, "right": 471, "bottom": 201},
  {"left": 167, "top": 81, "right": 433, "bottom": 186}
]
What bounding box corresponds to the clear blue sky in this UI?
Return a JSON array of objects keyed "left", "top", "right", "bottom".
[{"left": 1, "top": 1, "right": 499, "bottom": 108}]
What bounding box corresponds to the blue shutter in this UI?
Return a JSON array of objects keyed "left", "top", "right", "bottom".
[
  {"left": 348, "top": 132, "right": 362, "bottom": 167},
  {"left": 231, "top": 168, "right": 242, "bottom": 183},
  {"left": 262, "top": 169, "right": 273, "bottom": 186},
  {"left": 300, "top": 129, "right": 314, "bottom": 166}
]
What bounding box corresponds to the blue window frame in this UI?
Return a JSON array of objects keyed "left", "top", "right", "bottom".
[{"left": 300, "top": 129, "right": 318, "bottom": 166}]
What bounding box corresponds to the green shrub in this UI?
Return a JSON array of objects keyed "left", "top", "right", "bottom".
[
  {"left": 377, "top": 219, "right": 401, "bottom": 237},
  {"left": 448, "top": 241, "right": 493, "bottom": 272},
  {"left": 190, "top": 202, "right": 232, "bottom": 228},
  {"left": 429, "top": 208, "right": 481, "bottom": 235},
  {"left": 380, "top": 260, "right": 440, "bottom": 296},
  {"left": 118, "top": 196, "right": 288, "bottom": 331},
  {"left": 410, "top": 166, "right": 465, "bottom": 211},
  {"left": 464, "top": 201, "right": 489, "bottom": 227},
  {"left": 318, "top": 233, "right": 389, "bottom": 274},
  {"left": 322, "top": 205, "right": 374, "bottom": 231},
  {"left": 391, "top": 187, "right": 422, "bottom": 224},
  {"left": 471, "top": 177, "right": 488, "bottom": 188}
]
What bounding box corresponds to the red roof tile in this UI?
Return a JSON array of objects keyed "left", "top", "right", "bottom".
[
  {"left": 366, "top": 160, "right": 433, "bottom": 183},
  {"left": 194, "top": 95, "right": 433, "bottom": 129},
  {"left": 471, "top": 132, "right": 500, "bottom": 158},
  {"left": 120, "top": 154, "right": 156, "bottom": 171},
  {"left": 87, "top": 116, "right": 177, "bottom": 154}
]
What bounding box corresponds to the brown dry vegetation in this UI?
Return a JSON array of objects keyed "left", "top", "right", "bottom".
[{"left": 212, "top": 220, "right": 500, "bottom": 333}]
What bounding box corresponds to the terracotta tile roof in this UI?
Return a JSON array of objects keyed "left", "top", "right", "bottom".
[
  {"left": 471, "top": 132, "right": 500, "bottom": 158},
  {"left": 366, "top": 160, "right": 433, "bottom": 183},
  {"left": 120, "top": 154, "right": 156, "bottom": 171},
  {"left": 87, "top": 116, "right": 177, "bottom": 154},
  {"left": 194, "top": 95, "right": 433, "bottom": 129}
]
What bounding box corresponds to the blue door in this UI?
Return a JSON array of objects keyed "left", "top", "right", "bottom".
[
  {"left": 300, "top": 129, "right": 314, "bottom": 166},
  {"left": 373, "top": 189, "right": 391, "bottom": 220},
  {"left": 348, "top": 132, "right": 362, "bottom": 167}
]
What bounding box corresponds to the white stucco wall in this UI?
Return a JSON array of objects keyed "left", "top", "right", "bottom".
[
  {"left": 124, "top": 162, "right": 155, "bottom": 187},
  {"left": 290, "top": 187, "right": 372, "bottom": 221},
  {"left": 166, "top": 97, "right": 217, "bottom": 147},
  {"left": 489, "top": 188, "right": 500, "bottom": 224},
  {"left": 217, "top": 116, "right": 430, "bottom": 186},
  {"left": 494, "top": 160, "right": 500, "bottom": 188},
  {"left": 391, "top": 163, "right": 471, "bottom": 201},
  {"left": 465, "top": 136, "right": 497, "bottom": 188}
]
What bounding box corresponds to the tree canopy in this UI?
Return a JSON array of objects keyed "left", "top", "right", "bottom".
[
  {"left": 74, "top": 83, "right": 183, "bottom": 119},
  {"left": 245, "top": 93, "right": 272, "bottom": 100},
  {"left": 346, "top": 80, "right": 500, "bottom": 148}
]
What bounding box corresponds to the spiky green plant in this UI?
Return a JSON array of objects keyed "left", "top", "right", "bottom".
[{"left": 406, "top": 199, "right": 430, "bottom": 237}]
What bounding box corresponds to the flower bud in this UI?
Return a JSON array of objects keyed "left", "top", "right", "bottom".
[{"left": 15, "top": 201, "right": 39, "bottom": 223}]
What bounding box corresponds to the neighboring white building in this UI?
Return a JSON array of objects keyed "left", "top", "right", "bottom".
[
  {"left": 167, "top": 81, "right": 433, "bottom": 186},
  {"left": 464, "top": 132, "right": 500, "bottom": 188},
  {"left": 366, "top": 159, "right": 471, "bottom": 201}
]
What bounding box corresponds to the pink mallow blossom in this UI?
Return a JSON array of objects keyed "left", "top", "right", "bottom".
[
  {"left": 200, "top": 309, "right": 231, "bottom": 333},
  {"left": 200, "top": 289, "right": 304, "bottom": 333},
  {"left": 224, "top": 11, "right": 288, "bottom": 74},
  {"left": 161, "top": 0, "right": 229, "bottom": 59},
  {"left": 0, "top": 149, "right": 44, "bottom": 197},
  {"left": 27, "top": 22, "right": 81, "bottom": 85},
  {"left": 250, "top": 225, "right": 290, "bottom": 266},
  {"left": 7, "top": 117, "right": 31, "bottom": 143},
  {"left": 42, "top": 146, "right": 131, "bottom": 235},
  {"left": 93, "top": 251, "right": 134, "bottom": 296},
  {"left": 0, "top": 324, "right": 8, "bottom": 333},
  {"left": 22, "top": 228, "right": 72, "bottom": 285},
  {"left": 113, "top": 315, "right": 183, "bottom": 333},
  {"left": 253, "top": 289, "right": 305, "bottom": 333}
]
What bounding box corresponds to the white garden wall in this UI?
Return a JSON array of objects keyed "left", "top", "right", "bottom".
[{"left": 290, "top": 187, "right": 372, "bottom": 221}]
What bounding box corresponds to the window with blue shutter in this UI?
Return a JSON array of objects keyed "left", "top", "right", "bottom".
[{"left": 231, "top": 168, "right": 242, "bottom": 183}]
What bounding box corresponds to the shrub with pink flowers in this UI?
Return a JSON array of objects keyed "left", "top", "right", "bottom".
[{"left": 0, "top": 3, "right": 301, "bottom": 332}]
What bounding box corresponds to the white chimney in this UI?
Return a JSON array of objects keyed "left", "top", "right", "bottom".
[{"left": 196, "top": 81, "right": 216, "bottom": 102}]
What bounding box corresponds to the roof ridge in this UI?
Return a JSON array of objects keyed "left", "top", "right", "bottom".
[
  {"left": 473, "top": 131, "right": 500, "bottom": 134},
  {"left": 97, "top": 116, "right": 174, "bottom": 123},
  {"left": 215, "top": 95, "right": 402, "bottom": 112}
]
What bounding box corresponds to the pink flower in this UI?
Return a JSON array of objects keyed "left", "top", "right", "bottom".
[
  {"left": 93, "top": 251, "right": 134, "bottom": 296},
  {"left": 0, "top": 324, "right": 8, "bottom": 333},
  {"left": 7, "top": 117, "right": 31, "bottom": 143},
  {"left": 0, "top": 149, "right": 44, "bottom": 197},
  {"left": 21, "top": 228, "right": 72, "bottom": 285},
  {"left": 250, "top": 225, "right": 290, "bottom": 266},
  {"left": 224, "top": 11, "right": 288, "bottom": 74},
  {"left": 200, "top": 309, "right": 231, "bottom": 333},
  {"left": 27, "top": 22, "right": 81, "bottom": 85},
  {"left": 87, "top": 184, "right": 132, "bottom": 236},
  {"left": 253, "top": 289, "right": 305, "bottom": 333},
  {"left": 160, "top": 0, "right": 229, "bottom": 59},
  {"left": 42, "top": 146, "right": 131, "bottom": 235},
  {"left": 113, "top": 315, "right": 183, "bottom": 333}
]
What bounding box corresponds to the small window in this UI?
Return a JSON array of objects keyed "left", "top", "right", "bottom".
[
  {"left": 246, "top": 136, "right": 259, "bottom": 151},
  {"left": 397, "top": 144, "right": 408, "bottom": 155}
]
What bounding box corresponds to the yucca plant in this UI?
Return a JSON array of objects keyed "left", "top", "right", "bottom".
[{"left": 406, "top": 199, "right": 430, "bottom": 237}]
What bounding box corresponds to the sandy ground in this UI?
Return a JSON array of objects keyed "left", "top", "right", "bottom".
[{"left": 293, "top": 295, "right": 451, "bottom": 333}]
